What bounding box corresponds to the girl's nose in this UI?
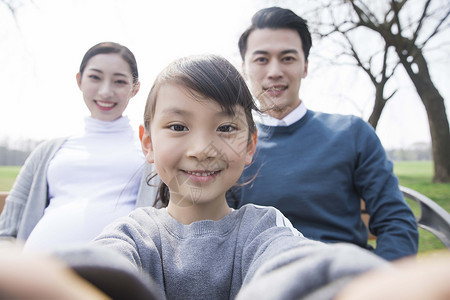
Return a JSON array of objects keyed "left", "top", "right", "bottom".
[{"left": 186, "top": 134, "right": 220, "bottom": 162}]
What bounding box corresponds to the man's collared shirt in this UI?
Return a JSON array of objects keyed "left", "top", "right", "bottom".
[{"left": 254, "top": 102, "right": 307, "bottom": 127}]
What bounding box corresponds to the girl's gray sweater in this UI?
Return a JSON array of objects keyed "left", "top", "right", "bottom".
[{"left": 59, "top": 204, "right": 387, "bottom": 300}]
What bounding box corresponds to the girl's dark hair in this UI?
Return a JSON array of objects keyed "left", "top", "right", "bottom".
[
  {"left": 144, "top": 54, "right": 258, "bottom": 208},
  {"left": 79, "top": 42, "right": 139, "bottom": 85}
]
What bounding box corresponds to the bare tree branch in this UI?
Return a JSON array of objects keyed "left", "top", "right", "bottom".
[
  {"left": 350, "top": 0, "right": 381, "bottom": 31},
  {"left": 412, "top": 0, "right": 433, "bottom": 43},
  {"left": 307, "top": 0, "right": 450, "bottom": 181},
  {"left": 390, "top": 0, "right": 404, "bottom": 36},
  {"left": 385, "top": 89, "right": 398, "bottom": 101},
  {"left": 1, "top": 0, "right": 35, "bottom": 27},
  {"left": 422, "top": 40, "right": 450, "bottom": 54},
  {"left": 356, "top": 0, "right": 379, "bottom": 24},
  {"left": 419, "top": 8, "right": 450, "bottom": 48},
  {"left": 343, "top": 34, "right": 378, "bottom": 84}
]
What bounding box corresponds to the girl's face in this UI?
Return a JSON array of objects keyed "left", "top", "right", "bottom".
[
  {"left": 142, "top": 83, "right": 256, "bottom": 220},
  {"left": 76, "top": 53, "right": 139, "bottom": 121}
]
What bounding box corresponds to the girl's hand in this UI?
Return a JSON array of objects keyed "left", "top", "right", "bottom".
[
  {"left": 337, "top": 251, "right": 450, "bottom": 300},
  {"left": 0, "top": 248, "right": 110, "bottom": 300}
]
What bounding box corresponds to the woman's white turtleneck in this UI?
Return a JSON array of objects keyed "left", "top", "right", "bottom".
[{"left": 24, "top": 116, "right": 144, "bottom": 251}]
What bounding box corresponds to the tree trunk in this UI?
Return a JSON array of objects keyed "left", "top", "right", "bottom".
[
  {"left": 393, "top": 39, "right": 450, "bottom": 182},
  {"left": 345, "top": 0, "right": 450, "bottom": 182},
  {"left": 368, "top": 87, "right": 387, "bottom": 129}
]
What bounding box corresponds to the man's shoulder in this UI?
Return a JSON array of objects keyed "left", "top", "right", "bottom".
[
  {"left": 307, "top": 110, "right": 368, "bottom": 131},
  {"left": 308, "top": 109, "right": 359, "bottom": 122}
]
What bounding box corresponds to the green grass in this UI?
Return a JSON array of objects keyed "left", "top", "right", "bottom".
[
  {"left": 0, "top": 166, "right": 20, "bottom": 191},
  {"left": 393, "top": 161, "right": 450, "bottom": 254},
  {"left": 1, "top": 162, "right": 449, "bottom": 254}
]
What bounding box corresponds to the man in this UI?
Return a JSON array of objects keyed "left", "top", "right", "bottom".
[{"left": 229, "top": 6, "right": 418, "bottom": 261}]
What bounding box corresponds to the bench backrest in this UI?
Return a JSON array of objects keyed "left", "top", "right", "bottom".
[
  {"left": 362, "top": 185, "right": 450, "bottom": 248},
  {"left": 0, "top": 192, "right": 7, "bottom": 214}
]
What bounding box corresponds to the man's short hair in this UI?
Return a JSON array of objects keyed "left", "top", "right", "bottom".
[{"left": 238, "top": 7, "right": 312, "bottom": 61}]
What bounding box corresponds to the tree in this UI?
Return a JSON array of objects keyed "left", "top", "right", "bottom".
[
  {"left": 0, "top": 0, "right": 31, "bottom": 19},
  {"left": 312, "top": 25, "right": 401, "bottom": 129},
  {"left": 308, "top": 0, "right": 450, "bottom": 183}
]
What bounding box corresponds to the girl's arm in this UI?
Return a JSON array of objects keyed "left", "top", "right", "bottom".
[
  {"left": 52, "top": 213, "right": 165, "bottom": 300},
  {"left": 53, "top": 208, "right": 165, "bottom": 298},
  {"left": 240, "top": 237, "right": 388, "bottom": 299},
  {"left": 53, "top": 243, "right": 162, "bottom": 300},
  {"left": 238, "top": 206, "right": 388, "bottom": 299}
]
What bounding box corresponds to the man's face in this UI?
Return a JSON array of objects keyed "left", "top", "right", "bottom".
[{"left": 242, "top": 28, "right": 308, "bottom": 120}]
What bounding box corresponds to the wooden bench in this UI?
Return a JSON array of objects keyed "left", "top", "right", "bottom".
[{"left": 0, "top": 191, "right": 7, "bottom": 214}]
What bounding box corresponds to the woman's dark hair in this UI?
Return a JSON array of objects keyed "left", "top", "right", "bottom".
[
  {"left": 144, "top": 54, "right": 258, "bottom": 208},
  {"left": 79, "top": 42, "right": 139, "bottom": 85},
  {"left": 238, "top": 7, "right": 312, "bottom": 62}
]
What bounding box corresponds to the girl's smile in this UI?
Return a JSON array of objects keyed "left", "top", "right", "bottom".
[{"left": 182, "top": 169, "right": 222, "bottom": 183}]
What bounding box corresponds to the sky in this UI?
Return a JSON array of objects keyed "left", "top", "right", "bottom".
[{"left": 0, "top": 0, "right": 449, "bottom": 150}]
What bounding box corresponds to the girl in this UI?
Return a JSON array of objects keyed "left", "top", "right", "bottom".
[
  {"left": 56, "top": 54, "right": 387, "bottom": 300},
  {"left": 0, "top": 42, "right": 157, "bottom": 250}
]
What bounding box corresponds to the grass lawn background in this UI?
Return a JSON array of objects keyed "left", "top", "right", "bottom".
[
  {"left": 393, "top": 161, "right": 450, "bottom": 254},
  {"left": 1, "top": 161, "right": 449, "bottom": 254},
  {"left": 0, "top": 166, "right": 20, "bottom": 191}
]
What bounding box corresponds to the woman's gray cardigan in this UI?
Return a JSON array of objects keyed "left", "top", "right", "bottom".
[{"left": 0, "top": 138, "right": 157, "bottom": 242}]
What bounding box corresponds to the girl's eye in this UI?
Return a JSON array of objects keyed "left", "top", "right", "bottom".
[
  {"left": 169, "top": 124, "right": 188, "bottom": 132},
  {"left": 217, "top": 124, "right": 237, "bottom": 133}
]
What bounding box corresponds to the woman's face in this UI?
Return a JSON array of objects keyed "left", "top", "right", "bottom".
[{"left": 76, "top": 53, "right": 139, "bottom": 121}]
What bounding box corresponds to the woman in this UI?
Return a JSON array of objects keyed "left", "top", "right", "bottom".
[{"left": 0, "top": 42, "right": 157, "bottom": 251}]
